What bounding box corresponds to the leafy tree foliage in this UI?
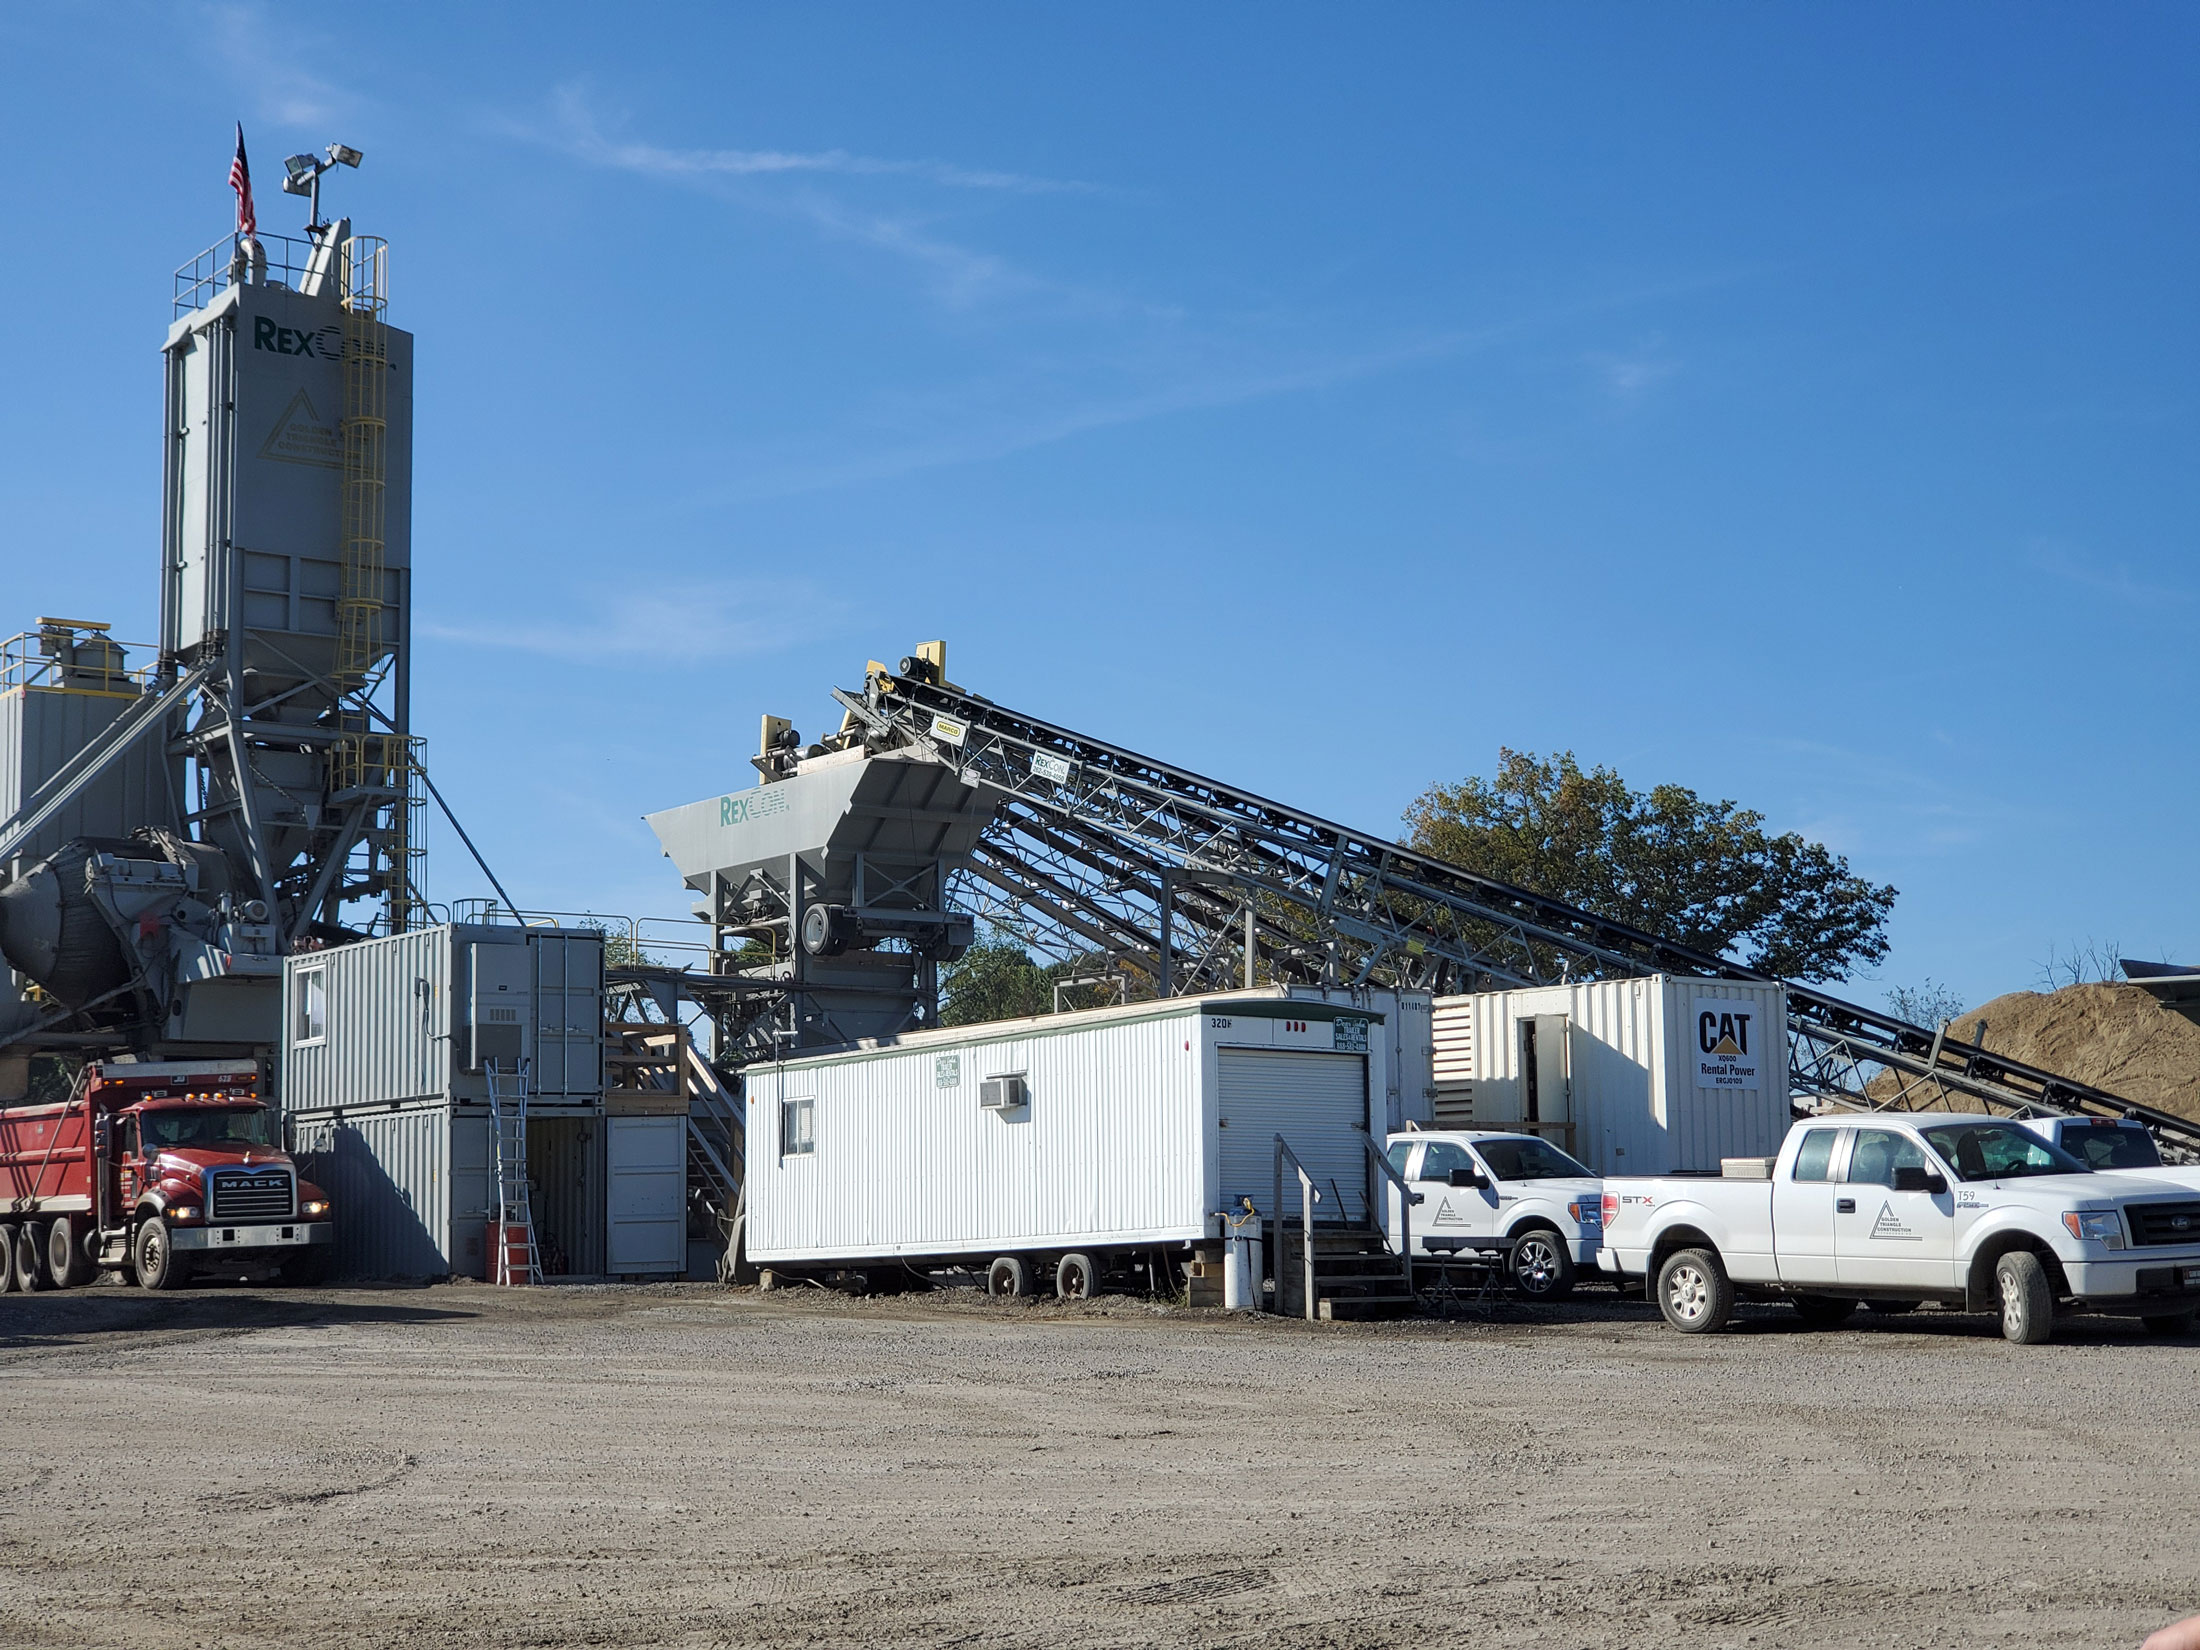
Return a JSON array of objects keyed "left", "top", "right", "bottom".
[
  {"left": 939, "top": 934, "right": 1154, "bottom": 1027},
  {"left": 1402, "top": 749, "right": 1897, "bottom": 983}
]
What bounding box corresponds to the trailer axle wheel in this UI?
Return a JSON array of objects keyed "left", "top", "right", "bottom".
[
  {"left": 986, "top": 1256, "right": 1032, "bottom": 1299},
  {"left": 0, "top": 1225, "right": 16, "bottom": 1294},
  {"left": 1055, "top": 1253, "right": 1099, "bottom": 1300},
  {"left": 14, "top": 1222, "right": 50, "bottom": 1292},
  {"left": 46, "top": 1216, "right": 91, "bottom": 1289}
]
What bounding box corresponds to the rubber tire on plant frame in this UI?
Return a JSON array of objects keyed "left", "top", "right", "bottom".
[
  {"left": 1995, "top": 1250, "right": 2054, "bottom": 1345},
  {"left": 1655, "top": 1247, "right": 1734, "bottom": 1334},
  {"left": 1508, "top": 1227, "right": 1576, "bottom": 1300},
  {"left": 986, "top": 1255, "right": 1032, "bottom": 1299},
  {"left": 1054, "top": 1252, "right": 1100, "bottom": 1300}
]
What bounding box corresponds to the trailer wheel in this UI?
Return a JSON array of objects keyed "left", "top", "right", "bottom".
[
  {"left": 1055, "top": 1253, "right": 1100, "bottom": 1300},
  {"left": 46, "top": 1216, "right": 91, "bottom": 1290},
  {"left": 1995, "top": 1250, "right": 2054, "bottom": 1345},
  {"left": 14, "top": 1222, "right": 50, "bottom": 1292},
  {"left": 1508, "top": 1227, "right": 1576, "bottom": 1301},
  {"left": 0, "top": 1225, "right": 16, "bottom": 1294},
  {"left": 986, "top": 1256, "right": 1032, "bottom": 1299},
  {"left": 133, "top": 1219, "right": 188, "bottom": 1293},
  {"left": 2142, "top": 1311, "right": 2196, "bottom": 1336},
  {"left": 1655, "top": 1247, "right": 1733, "bottom": 1334},
  {"left": 1791, "top": 1294, "right": 1857, "bottom": 1327}
]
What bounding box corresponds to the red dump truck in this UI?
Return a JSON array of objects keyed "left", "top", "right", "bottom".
[{"left": 0, "top": 1060, "right": 332, "bottom": 1292}]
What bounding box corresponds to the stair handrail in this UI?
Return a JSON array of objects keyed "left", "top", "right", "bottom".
[
  {"left": 1271, "top": 1134, "right": 1321, "bottom": 1322},
  {"left": 1362, "top": 1133, "right": 1415, "bottom": 1300}
]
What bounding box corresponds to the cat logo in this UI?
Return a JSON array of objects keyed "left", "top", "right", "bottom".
[{"left": 1691, "top": 997, "right": 1762, "bottom": 1090}]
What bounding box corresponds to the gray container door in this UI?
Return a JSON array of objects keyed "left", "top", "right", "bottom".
[
  {"left": 1518, "top": 1014, "right": 1576, "bottom": 1156},
  {"left": 1217, "top": 1049, "right": 1370, "bottom": 1223},
  {"left": 533, "top": 936, "right": 603, "bottom": 1097},
  {"left": 606, "top": 1116, "right": 685, "bottom": 1274}
]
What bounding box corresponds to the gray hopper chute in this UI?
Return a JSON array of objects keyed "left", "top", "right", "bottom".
[{"left": 645, "top": 751, "right": 998, "bottom": 958}]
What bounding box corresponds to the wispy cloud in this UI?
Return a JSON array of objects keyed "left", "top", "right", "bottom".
[
  {"left": 2030, "top": 542, "right": 2194, "bottom": 608},
  {"left": 1585, "top": 335, "right": 1678, "bottom": 404},
  {"left": 421, "top": 581, "right": 840, "bottom": 665},
  {"left": 205, "top": 2, "right": 359, "bottom": 129}
]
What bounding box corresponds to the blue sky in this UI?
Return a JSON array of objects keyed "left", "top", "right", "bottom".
[{"left": 2, "top": 4, "right": 2194, "bottom": 1012}]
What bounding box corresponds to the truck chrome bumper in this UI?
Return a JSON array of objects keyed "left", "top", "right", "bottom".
[{"left": 171, "top": 1221, "right": 334, "bottom": 1253}]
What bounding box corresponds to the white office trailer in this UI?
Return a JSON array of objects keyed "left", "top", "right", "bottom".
[
  {"left": 743, "top": 995, "right": 1388, "bottom": 1292},
  {"left": 1284, "top": 986, "right": 1435, "bottom": 1132},
  {"left": 1427, "top": 975, "right": 1790, "bottom": 1176}
]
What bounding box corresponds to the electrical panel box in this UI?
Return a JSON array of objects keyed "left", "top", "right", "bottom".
[{"left": 468, "top": 943, "right": 532, "bottom": 1071}]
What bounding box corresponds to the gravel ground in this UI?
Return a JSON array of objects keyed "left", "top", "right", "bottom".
[{"left": 0, "top": 1278, "right": 2194, "bottom": 1650}]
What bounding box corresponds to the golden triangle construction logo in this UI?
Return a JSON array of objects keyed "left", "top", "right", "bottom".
[{"left": 259, "top": 389, "right": 342, "bottom": 469}]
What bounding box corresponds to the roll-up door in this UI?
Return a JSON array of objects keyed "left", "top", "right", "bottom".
[{"left": 1217, "top": 1049, "right": 1369, "bottom": 1223}]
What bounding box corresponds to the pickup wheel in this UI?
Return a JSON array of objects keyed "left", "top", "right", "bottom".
[
  {"left": 1508, "top": 1227, "right": 1576, "bottom": 1301},
  {"left": 45, "top": 1215, "right": 91, "bottom": 1290},
  {"left": 2142, "top": 1311, "right": 2196, "bottom": 1337},
  {"left": 1054, "top": 1252, "right": 1100, "bottom": 1300},
  {"left": 133, "top": 1218, "right": 189, "bottom": 1293},
  {"left": 1656, "top": 1247, "right": 1734, "bottom": 1334},
  {"left": 986, "top": 1255, "right": 1033, "bottom": 1299},
  {"left": 1792, "top": 1294, "right": 1858, "bottom": 1327},
  {"left": 1995, "top": 1250, "right": 2054, "bottom": 1345},
  {"left": 14, "top": 1221, "right": 50, "bottom": 1292}
]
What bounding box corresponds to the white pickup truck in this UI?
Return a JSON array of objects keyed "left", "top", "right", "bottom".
[
  {"left": 2013, "top": 1115, "right": 2200, "bottom": 1192},
  {"left": 1383, "top": 1130, "right": 1602, "bottom": 1300},
  {"left": 1598, "top": 1113, "right": 2200, "bottom": 1343}
]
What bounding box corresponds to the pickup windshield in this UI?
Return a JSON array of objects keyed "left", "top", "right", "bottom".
[
  {"left": 2059, "top": 1124, "right": 2162, "bottom": 1170},
  {"left": 141, "top": 1107, "right": 276, "bottom": 1150},
  {"left": 1477, "top": 1138, "right": 1592, "bottom": 1181},
  {"left": 1919, "top": 1121, "right": 2085, "bottom": 1182}
]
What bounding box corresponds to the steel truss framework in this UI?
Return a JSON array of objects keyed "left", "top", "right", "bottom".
[{"left": 830, "top": 673, "right": 2200, "bottom": 1156}]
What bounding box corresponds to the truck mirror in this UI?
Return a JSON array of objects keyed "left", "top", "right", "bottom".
[
  {"left": 1892, "top": 1166, "right": 1946, "bottom": 1195},
  {"left": 1449, "top": 1167, "right": 1487, "bottom": 1190},
  {"left": 1925, "top": 1172, "right": 1948, "bottom": 1196}
]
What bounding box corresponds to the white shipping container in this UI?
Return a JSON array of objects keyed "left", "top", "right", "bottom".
[
  {"left": 1428, "top": 975, "right": 1789, "bottom": 1175},
  {"left": 743, "top": 995, "right": 1387, "bottom": 1269}
]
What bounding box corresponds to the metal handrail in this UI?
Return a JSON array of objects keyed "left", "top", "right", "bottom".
[
  {"left": 1364, "top": 1134, "right": 1414, "bottom": 1299},
  {"left": 1271, "top": 1135, "right": 1320, "bottom": 1322}
]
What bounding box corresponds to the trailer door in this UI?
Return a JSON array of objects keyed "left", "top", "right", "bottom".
[{"left": 1218, "top": 1049, "right": 1369, "bottom": 1223}]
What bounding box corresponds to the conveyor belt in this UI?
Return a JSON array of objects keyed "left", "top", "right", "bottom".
[{"left": 831, "top": 671, "right": 2200, "bottom": 1154}]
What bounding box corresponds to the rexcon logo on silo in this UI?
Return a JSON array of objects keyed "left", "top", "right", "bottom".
[
  {"left": 252, "top": 317, "right": 342, "bottom": 359},
  {"left": 719, "top": 788, "right": 791, "bottom": 828},
  {"left": 1691, "top": 997, "right": 1761, "bottom": 1090}
]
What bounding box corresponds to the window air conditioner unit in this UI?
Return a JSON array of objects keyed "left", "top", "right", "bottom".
[{"left": 979, "top": 1074, "right": 1028, "bottom": 1112}]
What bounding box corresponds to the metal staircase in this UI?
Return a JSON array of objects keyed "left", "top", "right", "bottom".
[
  {"left": 486, "top": 1061, "right": 541, "bottom": 1286},
  {"left": 826, "top": 664, "right": 2200, "bottom": 1155}
]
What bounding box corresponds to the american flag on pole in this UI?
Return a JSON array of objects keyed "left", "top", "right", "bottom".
[{"left": 229, "top": 123, "right": 256, "bottom": 239}]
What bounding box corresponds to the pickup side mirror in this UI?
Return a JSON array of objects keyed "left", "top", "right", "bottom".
[
  {"left": 1449, "top": 1167, "right": 1489, "bottom": 1190},
  {"left": 1892, "top": 1166, "right": 1949, "bottom": 1195}
]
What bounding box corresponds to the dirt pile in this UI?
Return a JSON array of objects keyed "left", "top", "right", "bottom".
[{"left": 1898, "top": 983, "right": 2200, "bottom": 1120}]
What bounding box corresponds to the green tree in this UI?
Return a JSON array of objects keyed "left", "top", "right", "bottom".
[
  {"left": 939, "top": 938, "right": 1055, "bottom": 1026},
  {"left": 1402, "top": 749, "right": 1896, "bottom": 983}
]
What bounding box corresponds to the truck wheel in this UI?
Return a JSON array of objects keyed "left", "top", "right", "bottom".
[
  {"left": 986, "top": 1256, "right": 1032, "bottom": 1299},
  {"left": 0, "top": 1225, "right": 16, "bottom": 1294},
  {"left": 2142, "top": 1311, "right": 2196, "bottom": 1336},
  {"left": 1655, "top": 1247, "right": 1733, "bottom": 1334},
  {"left": 1995, "top": 1250, "right": 2054, "bottom": 1345},
  {"left": 46, "top": 1216, "right": 91, "bottom": 1290},
  {"left": 14, "top": 1222, "right": 50, "bottom": 1292},
  {"left": 133, "top": 1219, "right": 189, "bottom": 1293},
  {"left": 1508, "top": 1227, "right": 1576, "bottom": 1301},
  {"left": 1792, "top": 1294, "right": 1858, "bottom": 1327},
  {"left": 1055, "top": 1252, "right": 1100, "bottom": 1300}
]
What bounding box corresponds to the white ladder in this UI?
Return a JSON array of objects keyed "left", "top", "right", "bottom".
[{"left": 487, "top": 1060, "right": 541, "bottom": 1286}]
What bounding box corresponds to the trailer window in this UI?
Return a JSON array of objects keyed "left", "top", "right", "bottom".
[
  {"left": 1791, "top": 1130, "right": 1840, "bottom": 1182},
  {"left": 779, "top": 1098, "right": 815, "bottom": 1159},
  {"left": 294, "top": 968, "right": 327, "bottom": 1045}
]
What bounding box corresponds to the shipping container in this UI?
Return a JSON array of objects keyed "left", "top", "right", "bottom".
[
  {"left": 1427, "top": 975, "right": 1789, "bottom": 1175},
  {"left": 279, "top": 923, "right": 604, "bottom": 1112},
  {"left": 742, "top": 994, "right": 1387, "bottom": 1274}
]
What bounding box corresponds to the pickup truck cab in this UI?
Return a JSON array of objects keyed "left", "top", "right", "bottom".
[
  {"left": 2013, "top": 1115, "right": 2200, "bottom": 1194},
  {"left": 1599, "top": 1113, "right": 2200, "bottom": 1343},
  {"left": 1384, "top": 1130, "right": 1602, "bottom": 1299}
]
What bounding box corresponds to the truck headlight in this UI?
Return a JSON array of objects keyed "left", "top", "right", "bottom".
[
  {"left": 2062, "top": 1210, "right": 2125, "bottom": 1248},
  {"left": 169, "top": 1206, "right": 201, "bottom": 1224},
  {"left": 301, "top": 1200, "right": 330, "bottom": 1218}
]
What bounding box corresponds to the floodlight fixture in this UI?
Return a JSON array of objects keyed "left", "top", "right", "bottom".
[
  {"left": 277, "top": 142, "right": 365, "bottom": 230},
  {"left": 281, "top": 154, "right": 319, "bottom": 195},
  {"left": 328, "top": 144, "right": 363, "bottom": 169}
]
